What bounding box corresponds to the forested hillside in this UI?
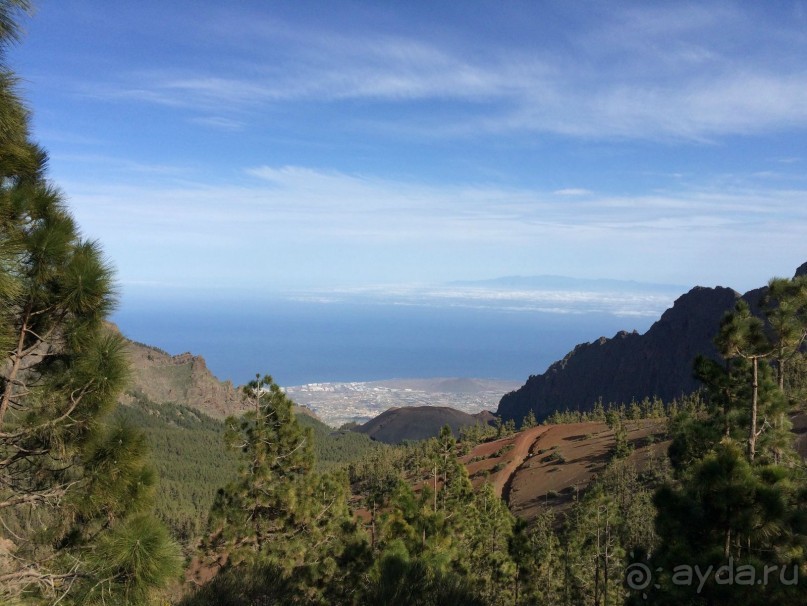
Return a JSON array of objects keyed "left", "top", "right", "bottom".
[
  {"left": 111, "top": 390, "right": 385, "bottom": 548},
  {"left": 3, "top": 3, "right": 807, "bottom": 605}
]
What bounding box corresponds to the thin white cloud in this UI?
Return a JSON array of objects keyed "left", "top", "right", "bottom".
[
  {"left": 190, "top": 116, "right": 246, "bottom": 131},
  {"left": 74, "top": 4, "right": 807, "bottom": 141},
  {"left": 553, "top": 188, "right": 592, "bottom": 197},
  {"left": 51, "top": 153, "right": 191, "bottom": 177},
  {"left": 65, "top": 164, "right": 807, "bottom": 229},
  {"left": 53, "top": 160, "right": 806, "bottom": 295}
]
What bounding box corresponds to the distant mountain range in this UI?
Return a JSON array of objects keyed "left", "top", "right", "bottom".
[
  {"left": 295, "top": 274, "right": 687, "bottom": 318},
  {"left": 497, "top": 262, "right": 807, "bottom": 423},
  {"left": 447, "top": 275, "right": 685, "bottom": 293}
]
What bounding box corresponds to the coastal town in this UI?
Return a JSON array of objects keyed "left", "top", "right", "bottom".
[{"left": 283, "top": 378, "right": 519, "bottom": 427}]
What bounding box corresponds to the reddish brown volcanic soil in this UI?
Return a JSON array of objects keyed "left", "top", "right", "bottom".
[{"left": 462, "top": 420, "right": 670, "bottom": 523}]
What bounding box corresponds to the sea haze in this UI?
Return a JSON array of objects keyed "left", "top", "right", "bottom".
[{"left": 111, "top": 286, "right": 673, "bottom": 387}]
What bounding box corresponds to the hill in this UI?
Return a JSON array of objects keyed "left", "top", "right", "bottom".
[
  {"left": 108, "top": 327, "right": 384, "bottom": 545},
  {"left": 115, "top": 327, "right": 248, "bottom": 419},
  {"left": 460, "top": 420, "right": 669, "bottom": 523},
  {"left": 498, "top": 262, "right": 807, "bottom": 423},
  {"left": 354, "top": 405, "right": 493, "bottom": 443}
]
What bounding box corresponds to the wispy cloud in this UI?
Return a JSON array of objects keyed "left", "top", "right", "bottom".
[
  {"left": 553, "top": 188, "right": 592, "bottom": 197},
  {"left": 76, "top": 3, "right": 807, "bottom": 141},
  {"left": 51, "top": 153, "right": 191, "bottom": 177},
  {"left": 60, "top": 163, "right": 807, "bottom": 292},
  {"left": 67, "top": 164, "right": 807, "bottom": 236},
  {"left": 190, "top": 116, "right": 246, "bottom": 131}
]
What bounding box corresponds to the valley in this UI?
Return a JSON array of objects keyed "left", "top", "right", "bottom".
[{"left": 3, "top": 2, "right": 807, "bottom": 604}]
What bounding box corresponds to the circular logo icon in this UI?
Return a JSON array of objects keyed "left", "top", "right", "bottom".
[{"left": 625, "top": 562, "right": 653, "bottom": 591}]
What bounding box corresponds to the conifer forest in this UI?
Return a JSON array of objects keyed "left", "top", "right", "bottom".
[{"left": 2, "top": 2, "right": 807, "bottom": 604}]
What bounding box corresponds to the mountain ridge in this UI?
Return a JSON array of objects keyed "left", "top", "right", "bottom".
[
  {"left": 108, "top": 324, "right": 250, "bottom": 419},
  {"left": 496, "top": 263, "right": 807, "bottom": 423}
]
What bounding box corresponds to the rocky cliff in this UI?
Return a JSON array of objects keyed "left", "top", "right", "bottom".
[
  {"left": 496, "top": 265, "right": 807, "bottom": 423},
  {"left": 114, "top": 328, "right": 249, "bottom": 419}
]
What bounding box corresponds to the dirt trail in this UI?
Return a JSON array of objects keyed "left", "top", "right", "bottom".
[{"left": 492, "top": 425, "right": 550, "bottom": 498}]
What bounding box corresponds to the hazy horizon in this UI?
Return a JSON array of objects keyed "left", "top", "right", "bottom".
[{"left": 111, "top": 287, "right": 664, "bottom": 387}]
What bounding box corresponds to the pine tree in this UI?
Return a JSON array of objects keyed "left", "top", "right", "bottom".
[
  {"left": 715, "top": 299, "right": 782, "bottom": 460},
  {"left": 591, "top": 398, "right": 606, "bottom": 422},
  {"left": 764, "top": 276, "right": 807, "bottom": 392},
  {"left": 510, "top": 511, "right": 563, "bottom": 605},
  {"left": 521, "top": 409, "right": 537, "bottom": 430},
  {"left": 647, "top": 277, "right": 807, "bottom": 604},
  {"left": 205, "top": 375, "right": 362, "bottom": 601},
  {"left": 208, "top": 375, "right": 314, "bottom": 565},
  {"left": 463, "top": 481, "right": 517, "bottom": 604},
  {"left": 606, "top": 409, "right": 632, "bottom": 460},
  {"left": 0, "top": 4, "right": 180, "bottom": 602}
]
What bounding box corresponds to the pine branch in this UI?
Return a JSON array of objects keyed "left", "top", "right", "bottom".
[
  {"left": 0, "top": 480, "right": 78, "bottom": 509},
  {"left": 0, "top": 381, "right": 92, "bottom": 440}
]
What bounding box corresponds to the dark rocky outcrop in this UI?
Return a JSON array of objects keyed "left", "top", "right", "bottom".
[{"left": 497, "top": 263, "right": 807, "bottom": 423}]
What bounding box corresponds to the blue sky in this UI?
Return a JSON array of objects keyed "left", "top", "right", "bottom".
[{"left": 9, "top": 1, "right": 807, "bottom": 303}]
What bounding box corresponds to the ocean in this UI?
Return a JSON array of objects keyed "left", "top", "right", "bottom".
[{"left": 111, "top": 296, "right": 657, "bottom": 388}]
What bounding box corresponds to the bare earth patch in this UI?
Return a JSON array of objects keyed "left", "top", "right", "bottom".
[{"left": 463, "top": 420, "right": 669, "bottom": 523}]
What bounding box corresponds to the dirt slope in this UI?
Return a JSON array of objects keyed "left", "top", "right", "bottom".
[{"left": 462, "top": 420, "right": 669, "bottom": 523}]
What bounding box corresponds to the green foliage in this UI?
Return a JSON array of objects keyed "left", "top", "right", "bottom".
[
  {"left": 296, "top": 411, "right": 387, "bottom": 471},
  {"left": 493, "top": 443, "right": 515, "bottom": 458},
  {"left": 86, "top": 514, "right": 183, "bottom": 605},
  {"left": 202, "top": 374, "right": 365, "bottom": 602},
  {"left": 590, "top": 398, "right": 606, "bottom": 421},
  {"left": 606, "top": 410, "right": 633, "bottom": 460},
  {"left": 111, "top": 393, "right": 386, "bottom": 547},
  {"left": 644, "top": 275, "right": 807, "bottom": 604},
  {"left": 179, "top": 563, "right": 300, "bottom": 606},
  {"left": 362, "top": 552, "right": 487, "bottom": 606},
  {"left": 458, "top": 421, "right": 498, "bottom": 447},
  {"left": 520, "top": 409, "right": 537, "bottom": 430},
  {"left": 0, "top": 7, "right": 179, "bottom": 601},
  {"left": 510, "top": 510, "right": 563, "bottom": 605},
  {"left": 546, "top": 394, "right": 698, "bottom": 426},
  {"left": 208, "top": 375, "right": 315, "bottom": 564},
  {"left": 492, "top": 416, "right": 517, "bottom": 440},
  {"left": 112, "top": 394, "right": 239, "bottom": 544},
  {"left": 650, "top": 442, "right": 807, "bottom": 604}
]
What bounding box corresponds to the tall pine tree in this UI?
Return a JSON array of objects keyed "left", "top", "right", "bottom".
[
  {"left": 0, "top": 3, "right": 180, "bottom": 602},
  {"left": 203, "top": 375, "right": 363, "bottom": 603},
  {"left": 648, "top": 277, "right": 807, "bottom": 605}
]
